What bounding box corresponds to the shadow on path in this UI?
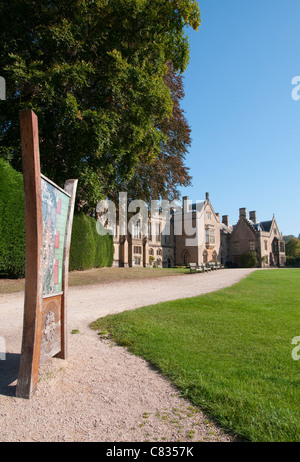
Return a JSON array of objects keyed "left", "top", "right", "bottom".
[{"left": 0, "top": 353, "right": 20, "bottom": 397}]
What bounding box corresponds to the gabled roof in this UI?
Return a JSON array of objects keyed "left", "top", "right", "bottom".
[
  {"left": 259, "top": 220, "right": 272, "bottom": 232},
  {"left": 191, "top": 201, "right": 205, "bottom": 212}
]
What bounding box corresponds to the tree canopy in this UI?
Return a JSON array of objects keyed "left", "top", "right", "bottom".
[
  {"left": 109, "top": 62, "right": 192, "bottom": 204},
  {"left": 0, "top": 0, "right": 200, "bottom": 209},
  {"left": 286, "top": 238, "right": 300, "bottom": 259}
]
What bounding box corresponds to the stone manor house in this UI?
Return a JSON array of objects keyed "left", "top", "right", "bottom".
[{"left": 111, "top": 192, "right": 286, "bottom": 269}]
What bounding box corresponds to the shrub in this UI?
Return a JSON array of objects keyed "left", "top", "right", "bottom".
[
  {"left": 69, "top": 213, "right": 96, "bottom": 271},
  {"left": 286, "top": 238, "right": 300, "bottom": 258},
  {"left": 0, "top": 159, "right": 113, "bottom": 277},
  {"left": 240, "top": 251, "right": 258, "bottom": 268},
  {"left": 69, "top": 213, "right": 113, "bottom": 271},
  {"left": 286, "top": 256, "right": 300, "bottom": 267},
  {"left": 0, "top": 159, "right": 25, "bottom": 278},
  {"left": 93, "top": 220, "right": 113, "bottom": 268}
]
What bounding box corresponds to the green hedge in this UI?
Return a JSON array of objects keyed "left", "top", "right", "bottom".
[
  {"left": 286, "top": 256, "right": 300, "bottom": 267},
  {"left": 69, "top": 213, "right": 113, "bottom": 271},
  {"left": 0, "top": 159, "right": 26, "bottom": 278},
  {"left": 0, "top": 160, "right": 113, "bottom": 277},
  {"left": 240, "top": 251, "right": 258, "bottom": 268}
]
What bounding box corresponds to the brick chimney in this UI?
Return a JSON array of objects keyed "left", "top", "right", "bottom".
[
  {"left": 249, "top": 211, "right": 257, "bottom": 224},
  {"left": 222, "top": 215, "right": 229, "bottom": 227},
  {"left": 239, "top": 208, "right": 247, "bottom": 219}
]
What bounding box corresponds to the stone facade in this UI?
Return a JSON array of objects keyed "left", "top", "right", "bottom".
[
  {"left": 229, "top": 208, "right": 286, "bottom": 268},
  {"left": 111, "top": 193, "right": 286, "bottom": 268}
]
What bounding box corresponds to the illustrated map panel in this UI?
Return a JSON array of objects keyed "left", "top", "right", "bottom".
[{"left": 41, "top": 177, "right": 70, "bottom": 297}]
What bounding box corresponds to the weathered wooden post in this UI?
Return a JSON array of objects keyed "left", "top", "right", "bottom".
[{"left": 16, "top": 110, "right": 77, "bottom": 399}]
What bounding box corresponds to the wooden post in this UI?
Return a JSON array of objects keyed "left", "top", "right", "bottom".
[{"left": 16, "top": 110, "right": 43, "bottom": 399}]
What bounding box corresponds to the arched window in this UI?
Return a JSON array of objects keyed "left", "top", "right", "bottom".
[
  {"left": 212, "top": 250, "right": 217, "bottom": 261},
  {"left": 182, "top": 250, "right": 190, "bottom": 265},
  {"left": 203, "top": 250, "right": 208, "bottom": 263}
]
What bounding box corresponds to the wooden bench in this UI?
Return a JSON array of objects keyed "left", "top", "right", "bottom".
[
  {"left": 189, "top": 263, "right": 202, "bottom": 273},
  {"left": 198, "top": 263, "right": 209, "bottom": 272}
]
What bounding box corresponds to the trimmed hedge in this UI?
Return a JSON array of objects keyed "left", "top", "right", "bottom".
[
  {"left": 0, "top": 159, "right": 26, "bottom": 278},
  {"left": 0, "top": 160, "right": 113, "bottom": 277},
  {"left": 240, "top": 251, "right": 258, "bottom": 268},
  {"left": 69, "top": 213, "right": 113, "bottom": 271}
]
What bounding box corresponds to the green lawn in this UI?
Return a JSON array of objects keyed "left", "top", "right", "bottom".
[{"left": 91, "top": 269, "right": 300, "bottom": 442}]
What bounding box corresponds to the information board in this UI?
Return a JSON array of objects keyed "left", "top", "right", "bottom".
[
  {"left": 16, "top": 110, "right": 77, "bottom": 399},
  {"left": 41, "top": 175, "right": 70, "bottom": 296}
]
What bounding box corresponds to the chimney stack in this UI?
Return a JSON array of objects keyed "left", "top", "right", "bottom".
[
  {"left": 182, "top": 196, "right": 189, "bottom": 214},
  {"left": 239, "top": 208, "right": 247, "bottom": 219},
  {"left": 222, "top": 215, "right": 229, "bottom": 227},
  {"left": 249, "top": 211, "right": 257, "bottom": 224},
  {"left": 205, "top": 192, "right": 209, "bottom": 201}
]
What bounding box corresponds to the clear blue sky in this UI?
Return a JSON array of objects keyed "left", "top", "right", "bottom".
[{"left": 179, "top": 0, "right": 300, "bottom": 236}]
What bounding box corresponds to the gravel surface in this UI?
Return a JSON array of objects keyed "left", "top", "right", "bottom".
[{"left": 0, "top": 268, "right": 256, "bottom": 442}]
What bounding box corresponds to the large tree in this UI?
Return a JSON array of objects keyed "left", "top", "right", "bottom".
[
  {"left": 0, "top": 0, "right": 200, "bottom": 209},
  {"left": 111, "top": 62, "right": 192, "bottom": 204}
]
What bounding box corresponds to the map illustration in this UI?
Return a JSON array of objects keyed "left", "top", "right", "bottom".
[{"left": 41, "top": 177, "right": 70, "bottom": 296}]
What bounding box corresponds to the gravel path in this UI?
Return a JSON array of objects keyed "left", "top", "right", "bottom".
[{"left": 0, "top": 268, "right": 256, "bottom": 442}]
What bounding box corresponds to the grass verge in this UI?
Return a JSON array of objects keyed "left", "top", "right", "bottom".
[
  {"left": 91, "top": 269, "right": 300, "bottom": 442},
  {"left": 0, "top": 266, "right": 190, "bottom": 294}
]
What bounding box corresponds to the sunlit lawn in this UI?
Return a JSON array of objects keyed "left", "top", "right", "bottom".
[{"left": 91, "top": 269, "right": 300, "bottom": 442}]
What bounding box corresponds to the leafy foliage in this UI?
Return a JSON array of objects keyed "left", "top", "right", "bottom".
[
  {"left": 285, "top": 238, "right": 300, "bottom": 266},
  {"left": 69, "top": 213, "right": 113, "bottom": 271},
  {"left": 111, "top": 63, "right": 192, "bottom": 203},
  {"left": 0, "top": 0, "right": 200, "bottom": 210},
  {"left": 285, "top": 238, "right": 300, "bottom": 258},
  {"left": 0, "top": 159, "right": 25, "bottom": 278},
  {"left": 240, "top": 251, "right": 258, "bottom": 268},
  {"left": 0, "top": 160, "right": 113, "bottom": 277}
]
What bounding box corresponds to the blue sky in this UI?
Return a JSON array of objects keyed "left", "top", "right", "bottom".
[{"left": 179, "top": 0, "right": 300, "bottom": 236}]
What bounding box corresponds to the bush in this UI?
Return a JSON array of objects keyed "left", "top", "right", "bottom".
[
  {"left": 93, "top": 219, "right": 113, "bottom": 268},
  {"left": 69, "top": 213, "right": 113, "bottom": 271},
  {"left": 0, "top": 160, "right": 113, "bottom": 277},
  {"left": 286, "top": 256, "right": 300, "bottom": 267},
  {"left": 0, "top": 159, "right": 25, "bottom": 278},
  {"left": 286, "top": 238, "right": 300, "bottom": 259},
  {"left": 69, "top": 213, "right": 96, "bottom": 271},
  {"left": 240, "top": 251, "right": 258, "bottom": 268}
]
